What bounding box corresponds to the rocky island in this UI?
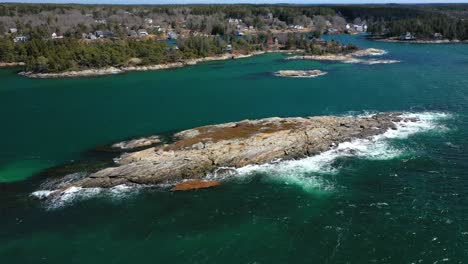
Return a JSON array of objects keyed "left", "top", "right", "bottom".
[
  {"left": 275, "top": 70, "right": 327, "bottom": 78},
  {"left": 42, "top": 112, "right": 414, "bottom": 192},
  {"left": 286, "top": 48, "right": 400, "bottom": 64}
]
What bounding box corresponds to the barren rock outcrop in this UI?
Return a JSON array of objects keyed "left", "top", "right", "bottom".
[{"left": 68, "top": 113, "right": 406, "bottom": 188}]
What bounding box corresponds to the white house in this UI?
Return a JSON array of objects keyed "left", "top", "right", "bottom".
[
  {"left": 137, "top": 29, "right": 149, "bottom": 37},
  {"left": 144, "top": 18, "right": 153, "bottom": 24},
  {"left": 401, "top": 32, "right": 415, "bottom": 40},
  {"left": 9, "top": 28, "right": 18, "bottom": 34},
  {"left": 353, "top": 24, "right": 364, "bottom": 32},
  {"left": 51, "top": 32, "right": 63, "bottom": 39},
  {"left": 228, "top": 18, "right": 242, "bottom": 25},
  {"left": 87, "top": 33, "right": 97, "bottom": 40},
  {"left": 14, "top": 36, "right": 28, "bottom": 43}
]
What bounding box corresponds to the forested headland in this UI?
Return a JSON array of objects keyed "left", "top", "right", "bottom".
[{"left": 0, "top": 3, "right": 467, "bottom": 73}]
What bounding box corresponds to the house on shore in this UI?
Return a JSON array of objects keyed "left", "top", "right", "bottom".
[
  {"left": 14, "top": 36, "right": 28, "bottom": 43},
  {"left": 84, "top": 33, "right": 97, "bottom": 40},
  {"left": 433, "top": 32, "right": 444, "bottom": 40},
  {"left": 144, "top": 18, "right": 153, "bottom": 25},
  {"left": 137, "top": 29, "right": 149, "bottom": 37},
  {"left": 95, "top": 19, "right": 107, "bottom": 24},
  {"left": 95, "top": 31, "right": 104, "bottom": 38},
  {"left": 228, "top": 18, "right": 242, "bottom": 25},
  {"left": 51, "top": 32, "right": 63, "bottom": 39},
  {"left": 9, "top": 28, "right": 18, "bottom": 34},
  {"left": 265, "top": 37, "right": 280, "bottom": 49},
  {"left": 94, "top": 31, "right": 114, "bottom": 38},
  {"left": 400, "top": 32, "right": 415, "bottom": 40},
  {"left": 353, "top": 24, "right": 367, "bottom": 32}
]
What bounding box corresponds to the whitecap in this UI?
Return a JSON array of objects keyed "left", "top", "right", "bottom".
[
  {"left": 32, "top": 184, "right": 140, "bottom": 210},
  {"left": 31, "top": 111, "right": 452, "bottom": 205},
  {"left": 228, "top": 111, "right": 451, "bottom": 192}
]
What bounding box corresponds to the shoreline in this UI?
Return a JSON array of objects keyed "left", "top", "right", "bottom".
[
  {"left": 368, "top": 37, "right": 468, "bottom": 44},
  {"left": 19, "top": 50, "right": 302, "bottom": 79},
  {"left": 17, "top": 47, "right": 396, "bottom": 79},
  {"left": 39, "top": 113, "right": 405, "bottom": 190},
  {"left": 285, "top": 48, "right": 400, "bottom": 65},
  {"left": 274, "top": 69, "right": 327, "bottom": 78},
  {"left": 29, "top": 111, "right": 450, "bottom": 203},
  {"left": 0, "top": 62, "right": 25, "bottom": 68}
]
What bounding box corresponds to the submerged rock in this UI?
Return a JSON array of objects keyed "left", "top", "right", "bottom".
[
  {"left": 60, "top": 113, "right": 409, "bottom": 189},
  {"left": 275, "top": 70, "right": 327, "bottom": 78}
]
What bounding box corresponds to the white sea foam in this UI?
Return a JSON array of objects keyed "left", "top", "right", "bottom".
[
  {"left": 229, "top": 111, "right": 451, "bottom": 192},
  {"left": 32, "top": 184, "right": 139, "bottom": 210},
  {"left": 361, "top": 59, "right": 401, "bottom": 65},
  {"left": 343, "top": 59, "right": 401, "bottom": 65},
  {"left": 31, "top": 112, "right": 452, "bottom": 206}
]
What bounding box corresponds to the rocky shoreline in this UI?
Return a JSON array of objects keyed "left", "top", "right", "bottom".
[
  {"left": 370, "top": 37, "right": 468, "bottom": 44},
  {"left": 16, "top": 47, "right": 396, "bottom": 78},
  {"left": 111, "top": 136, "right": 161, "bottom": 150},
  {"left": 275, "top": 70, "right": 327, "bottom": 78},
  {"left": 286, "top": 48, "right": 399, "bottom": 64},
  {"left": 19, "top": 51, "right": 270, "bottom": 78},
  {"left": 40, "top": 112, "right": 415, "bottom": 192},
  {"left": 0, "top": 62, "right": 25, "bottom": 68}
]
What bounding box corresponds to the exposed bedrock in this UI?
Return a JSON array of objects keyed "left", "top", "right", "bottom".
[{"left": 69, "top": 112, "right": 407, "bottom": 188}]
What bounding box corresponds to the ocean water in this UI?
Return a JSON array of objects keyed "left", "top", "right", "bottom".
[{"left": 1, "top": 35, "right": 468, "bottom": 263}]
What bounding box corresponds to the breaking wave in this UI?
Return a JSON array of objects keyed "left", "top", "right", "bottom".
[
  {"left": 228, "top": 112, "right": 452, "bottom": 192},
  {"left": 31, "top": 184, "right": 139, "bottom": 210},
  {"left": 32, "top": 111, "right": 451, "bottom": 208}
]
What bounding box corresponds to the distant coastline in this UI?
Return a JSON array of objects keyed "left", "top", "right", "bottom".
[
  {"left": 0, "top": 62, "right": 25, "bottom": 68},
  {"left": 367, "top": 36, "right": 468, "bottom": 44},
  {"left": 17, "top": 51, "right": 293, "bottom": 78},
  {"left": 14, "top": 47, "right": 398, "bottom": 78}
]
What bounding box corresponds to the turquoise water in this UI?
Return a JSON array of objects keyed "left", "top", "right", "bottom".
[{"left": 2, "top": 35, "right": 468, "bottom": 263}]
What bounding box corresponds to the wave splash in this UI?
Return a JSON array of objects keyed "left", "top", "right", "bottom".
[
  {"left": 228, "top": 112, "right": 451, "bottom": 192},
  {"left": 31, "top": 184, "right": 137, "bottom": 210},
  {"left": 32, "top": 111, "right": 451, "bottom": 208}
]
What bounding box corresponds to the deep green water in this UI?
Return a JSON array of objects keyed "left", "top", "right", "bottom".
[{"left": 2, "top": 35, "right": 468, "bottom": 263}]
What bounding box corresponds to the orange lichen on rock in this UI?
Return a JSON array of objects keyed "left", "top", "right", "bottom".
[
  {"left": 165, "top": 121, "right": 301, "bottom": 151},
  {"left": 171, "top": 180, "right": 221, "bottom": 191}
]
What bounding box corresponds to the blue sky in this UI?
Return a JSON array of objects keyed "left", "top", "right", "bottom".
[{"left": 1, "top": 0, "right": 468, "bottom": 4}]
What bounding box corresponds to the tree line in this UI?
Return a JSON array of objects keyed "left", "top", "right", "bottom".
[{"left": 0, "top": 32, "right": 358, "bottom": 73}]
